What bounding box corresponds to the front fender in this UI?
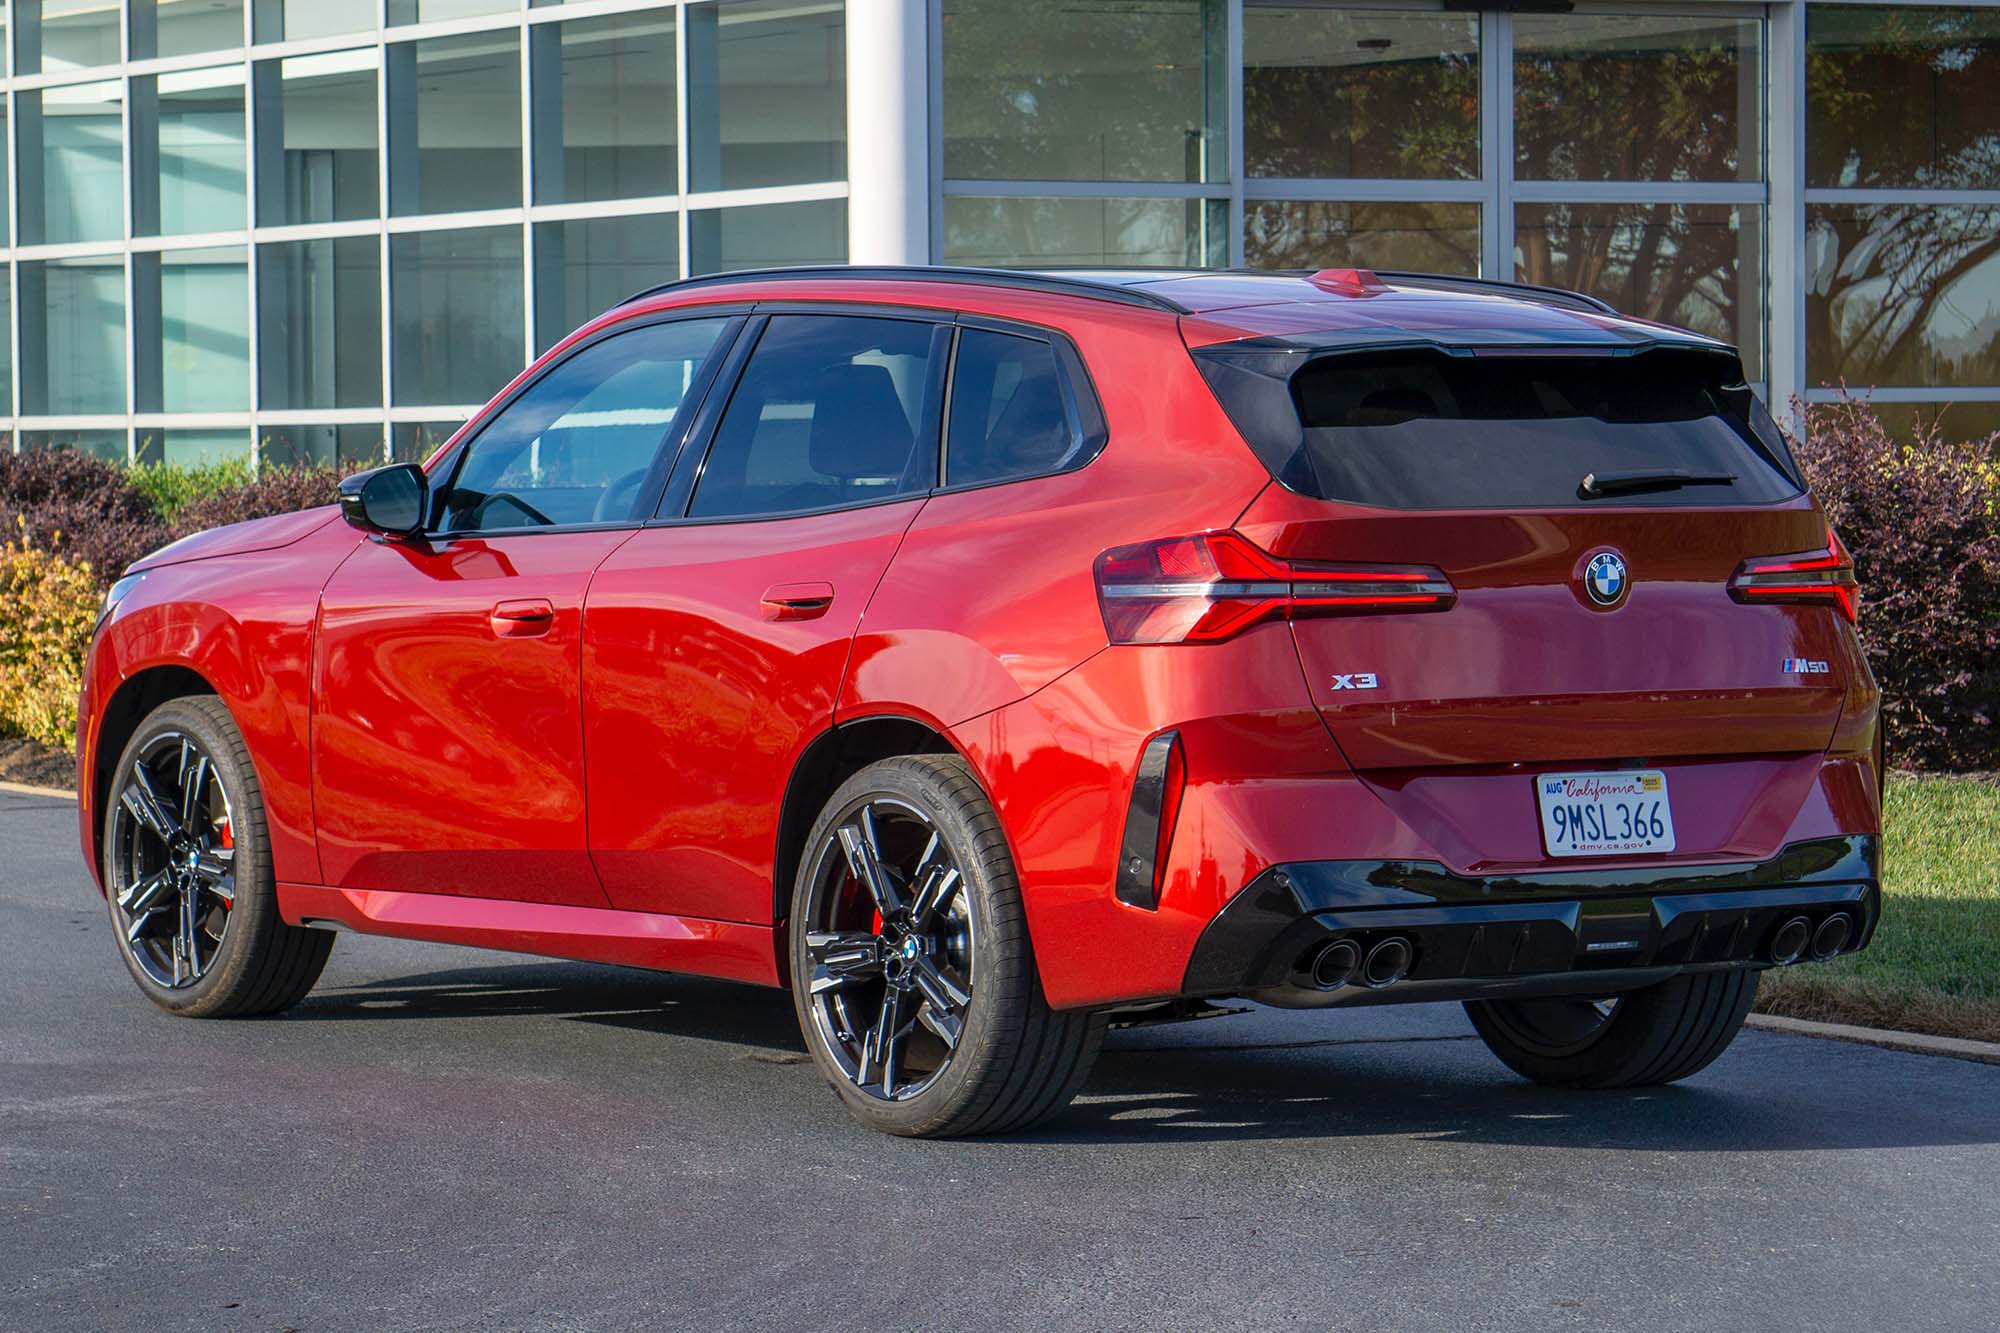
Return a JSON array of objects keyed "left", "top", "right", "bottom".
[{"left": 81, "top": 521, "right": 361, "bottom": 889}]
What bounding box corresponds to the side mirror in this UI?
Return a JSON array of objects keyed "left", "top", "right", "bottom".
[{"left": 338, "top": 463, "right": 429, "bottom": 540}]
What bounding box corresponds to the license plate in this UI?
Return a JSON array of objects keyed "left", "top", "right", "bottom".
[{"left": 1537, "top": 770, "right": 1676, "bottom": 858}]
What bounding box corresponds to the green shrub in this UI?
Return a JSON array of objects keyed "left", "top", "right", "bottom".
[
  {"left": 0, "top": 448, "right": 170, "bottom": 591},
  {"left": 1794, "top": 398, "right": 2000, "bottom": 771},
  {"left": 169, "top": 464, "right": 355, "bottom": 537},
  {"left": 0, "top": 528, "right": 99, "bottom": 748},
  {"left": 128, "top": 456, "right": 255, "bottom": 525}
]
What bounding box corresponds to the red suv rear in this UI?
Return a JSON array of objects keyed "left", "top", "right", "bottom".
[{"left": 78, "top": 266, "right": 1880, "bottom": 1137}]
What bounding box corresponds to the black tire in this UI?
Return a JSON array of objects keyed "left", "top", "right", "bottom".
[
  {"left": 1465, "top": 970, "right": 1758, "bottom": 1089},
  {"left": 102, "top": 695, "right": 333, "bottom": 1018},
  {"left": 788, "top": 755, "right": 1106, "bottom": 1138}
]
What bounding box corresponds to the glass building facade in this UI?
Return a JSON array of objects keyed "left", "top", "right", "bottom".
[
  {"left": 2, "top": 1, "right": 1996, "bottom": 464},
  {"left": 3, "top": 0, "right": 848, "bottom": 464}
]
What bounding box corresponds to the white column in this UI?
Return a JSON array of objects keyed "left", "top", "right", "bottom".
[
  {"left": 1766, "top": 1, "right": 1808, "bottom": 427},
  {"left": 845, "top": 0, "right": 930, "bottom": 264}
]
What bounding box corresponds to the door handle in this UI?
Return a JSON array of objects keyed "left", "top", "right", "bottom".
[
  {"left": 760, "top": 582, "right": 835, "bottom": 622},
  {"left": 490, "top": 598, "right": 555, "bottom": 637}
]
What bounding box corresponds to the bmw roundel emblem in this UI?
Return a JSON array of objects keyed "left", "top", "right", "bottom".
[{"left": 1584, "top": 551, "right": 1629, "bottom": 606}]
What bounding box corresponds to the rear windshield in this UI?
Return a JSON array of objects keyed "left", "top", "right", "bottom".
[{"left": 1193, "top": 344, "right": 1802, "bottom": 509}]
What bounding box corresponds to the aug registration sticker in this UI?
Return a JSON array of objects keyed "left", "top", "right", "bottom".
[{"left": 1536, "top": 770, "right": 1675, "bottom": 858}]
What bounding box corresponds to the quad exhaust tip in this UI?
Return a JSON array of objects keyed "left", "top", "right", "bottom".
[
  {"left": 1361, "top": 936, "right": 1414, "bottom": 989},
  {"left": 1769, "top": 916, "right": 1813, "bottom": 966},
  {"left": 1309, "top": 939, "right": 1361, "bottom": 990},
  {"left": 1811, "top": 913, "right": 1854, "bottom": 961}
]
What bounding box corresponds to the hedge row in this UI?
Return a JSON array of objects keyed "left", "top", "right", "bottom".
[
  {"left": 0, "top": 454, "right": 354, "bottom": 746},
  {"left": 1, "top": 400, "right": 1995, "bottom": 767},
  {"left": 0, "top": 450, "right": 353, "bottom": 592}
]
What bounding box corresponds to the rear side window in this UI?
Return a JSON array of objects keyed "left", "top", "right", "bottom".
[
  {"left": 1194, "top": 345, "right": 1802, "bottom": 510},
  {"left": 945, "top": 329, "right": 1082, "bottom": 488},
  {"left": 689, "top": 315, "right": 936, "bottom": 520}
]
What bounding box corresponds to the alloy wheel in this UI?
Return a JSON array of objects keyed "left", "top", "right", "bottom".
[
  {"left": 107, "top": 732, "right": 237, "bottom": 989},
  {"left": 799, "top": 798, "right": 974, "bottom": 1101}
]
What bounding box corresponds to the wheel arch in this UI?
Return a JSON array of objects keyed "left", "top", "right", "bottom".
[
  {"left": 89, "top": 664, "right": 220, "bottom": 880},
  {"left": 770, "top": 713, "right": 964, "bottom": 931}
]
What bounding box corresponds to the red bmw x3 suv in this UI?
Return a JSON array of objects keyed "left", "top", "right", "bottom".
[{"left": 78, "top": 266, "right": 1881, "bottom": 1137}]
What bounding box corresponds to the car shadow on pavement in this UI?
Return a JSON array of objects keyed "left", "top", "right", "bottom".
[
  {"left": 1029, "top": 1036, "right": 1999, "bottom": 1152},
  {"left": 290, "top": 959, "right": 1995, "bottom": 1153},
  {"left": 293, "top": 959, "right": 811, "bottom": 1055}
]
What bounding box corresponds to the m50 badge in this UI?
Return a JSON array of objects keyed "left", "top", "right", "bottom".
[{"left": 1782, "top": 659, "right": 1830, "bottom": 675}]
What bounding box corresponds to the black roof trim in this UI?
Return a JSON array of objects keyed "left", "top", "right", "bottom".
[
  {"left": 618, "top": 265, "right": 1191, "bottom": 314},
  {"left": 1363, "top": 271, "right": 1617, "bottom": 314},
  {"left": 1077, "top": 267, "right": 1618, "bottom": 316}
]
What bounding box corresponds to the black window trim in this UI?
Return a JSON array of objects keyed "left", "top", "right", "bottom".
[
  {"left": 417, "top": 305, "right": 752, "bottom": 541},
  {"left": 933, "top": 313, "right": 1109, "bottom": 496},
  {"left": 651, "top": 306, "right": 956, "bottom": 528}
]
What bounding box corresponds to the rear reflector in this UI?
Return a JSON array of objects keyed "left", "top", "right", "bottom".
[
  {"left": 1727, "top": 526, "right": 1859, "bottom": 623},
  {"left": 1115, "top": 731, "right": 1185, "bottom": 911},
  {"left": 1094, "top": 531, "right": 1455, "bottom": 645}
]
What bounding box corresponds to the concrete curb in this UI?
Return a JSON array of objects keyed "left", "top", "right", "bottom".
[
  {"left": 1748, "top": 1012, "right": 2000, "bottom": 1067},
  {"left": 0, "top": 780, "right": 74, "bottom": 801}
]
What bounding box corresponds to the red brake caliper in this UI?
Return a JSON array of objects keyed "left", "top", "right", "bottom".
[{"left": 217, "top": 817, "right": 234, "bottom": 909}]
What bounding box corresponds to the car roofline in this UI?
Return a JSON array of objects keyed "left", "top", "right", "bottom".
[
  {"left": 616, "top": 265, "right": 1620, "bottom": 322},
  {"left": 616, "top": 265, "right": 1193, "bottom": 314}
]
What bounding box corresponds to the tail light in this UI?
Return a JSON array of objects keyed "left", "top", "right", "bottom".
[
  {"left": 1727, "top": 526, "right": 1859, "bottom": 623},
  {"left": 1094, "top": 531, "right": 1455, "bottom": 645}
]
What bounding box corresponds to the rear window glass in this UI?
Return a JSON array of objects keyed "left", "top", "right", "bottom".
[{"left": 1194, "top": 345, "right": 1802, "bottom": 509}]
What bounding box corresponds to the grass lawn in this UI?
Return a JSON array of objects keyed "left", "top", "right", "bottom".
[{"left": 1757, "top": 773, "right": 2000, "bottom": 1044}]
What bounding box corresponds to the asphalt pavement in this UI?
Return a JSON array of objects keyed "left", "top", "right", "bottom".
[{"left": 3, "top": 785, "right": 1996, "bottom": 1332}]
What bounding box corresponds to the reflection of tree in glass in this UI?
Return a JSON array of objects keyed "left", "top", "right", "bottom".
[
  {"left": 944, "top": 197, "right": 1220, "bottom": 269},
  {"left": 1509, "top": 24, "right": 1755, "bottom": 352},
  {"left": 1241, "top": 10, "right": 1478, "bottom": 181},
  {"left": 1518, "top": 204, "right": 1749, "bottom": 356},
  {"left": 942, "top": 0, "right": 1224, "bottom": 183},
  {"left": 1806, "top": 13, "right": 2000, "bottom": 387},
  {"left": 1243, "top": 201, "right": 1479, "bottom": 276},
  {"left": 1808, "top": 203, "right": 2000, "bottom": 388},
  {"left": 1807, "top": 10, "right": 2000, "bottom": 189},
  {"left": 1513, "top": 21, "right": 1753, "bottom": 183}
]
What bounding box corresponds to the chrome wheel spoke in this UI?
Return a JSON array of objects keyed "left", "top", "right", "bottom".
[
  {"left": 117, "top": 868, "right": 173, "bottom": 917},
  {"left": 192, "top": 849, "right": 235, "bottom": 906},
  {"left": 173, "top": 887, "right": 202, "bottom": 985},
  {"left": 119, "top": 766, "right": 182, "bottom": 844},
  {"left": 125, "top": 893, "right": 175, "bottom": 945},
  {"left": 908, "top": 864, "right": 961, "bottom": 928},
  {"left": 837, "top": 808, "right": 904, "bottom": 917},
  {"left": 804, "top": 931, "right": 883, "bottom": 994},
  {"left": 859, "top": 987, "right": 909, "bottom": 1096},
  {"left": 912, "top": 959, "right": 967, "bottom": 1052},
  {"left": 179, "top": 751, "right": 210, "bottom": 829}
]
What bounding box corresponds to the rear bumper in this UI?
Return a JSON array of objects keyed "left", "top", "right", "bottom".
[{"left": 1181, "top": 834, "right": 1877, "bottom": 1007}]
